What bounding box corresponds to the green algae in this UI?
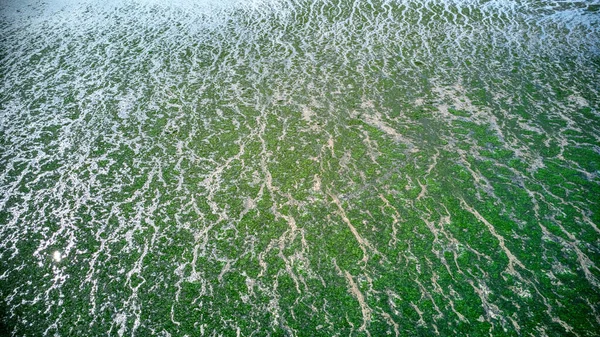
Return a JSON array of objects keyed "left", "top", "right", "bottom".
[{"left": 1, "top": 1, "right": 600, "bottom": 336}]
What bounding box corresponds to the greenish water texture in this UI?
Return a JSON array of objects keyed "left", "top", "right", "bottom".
[{"left": 1, "top": 0, "right": 599, "bottom": 336}]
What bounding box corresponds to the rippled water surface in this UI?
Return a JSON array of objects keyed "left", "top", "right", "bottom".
[{"left": 1, "top": 0, "right": 599, "bottom": 336}]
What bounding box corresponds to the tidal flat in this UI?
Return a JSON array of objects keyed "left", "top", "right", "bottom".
[{"left": 1, "top": 0, "right": 599, "bottom": 336}]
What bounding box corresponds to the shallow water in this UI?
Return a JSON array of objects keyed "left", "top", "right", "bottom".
[{"left": 1, "top": 0, "right": 599, "bottom": 336}]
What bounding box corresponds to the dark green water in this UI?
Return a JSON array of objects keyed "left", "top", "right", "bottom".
[{"left": 1, "top": 0, "right": 599, "bottom": 336}]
